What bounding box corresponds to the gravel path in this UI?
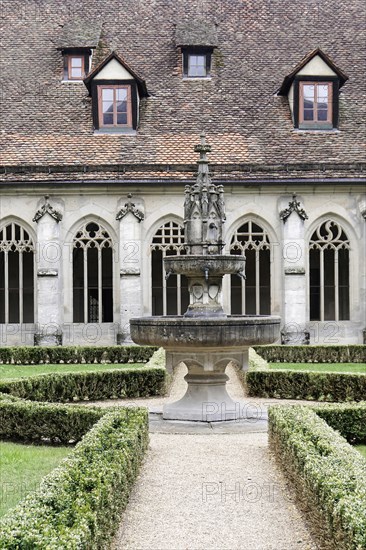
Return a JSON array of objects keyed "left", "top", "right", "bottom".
[
  {"left": 111, "top": 365, "right": 316, "bottom": 550},
  {"left": 112, "top": 432, "right": 316, "bottom": 550}
]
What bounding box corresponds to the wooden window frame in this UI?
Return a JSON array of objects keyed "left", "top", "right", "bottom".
[
  {"left": 182, "top": 48, "right": 212, "bottom": 78},
  {"left": 97, "top": 85, "right": 132, "bottom": 128},
  {"left": 67, "top": 55, "right": 85, "bottom": 80},
  {"left": 293, "top": 76, "right": 339, "bottom": 130},
  {"left": 299, "top": 81, "right": 332, "bottom": 125}
]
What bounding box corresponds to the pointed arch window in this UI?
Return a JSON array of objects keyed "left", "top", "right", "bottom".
[
  {"left": 151, "top": 221, "right": 188, "bottom": 315},
  {"left": 309, "top": 220, "right": 350, "bottom": 321},
  {"left": 0, "top": 223, "right": 35, "bottom": 323},
  {"left": 72, "top": 222, "right": 113, "bottom": 323},
  {"left": 230, "top": 221, "right": 271, "bottom": 315}
]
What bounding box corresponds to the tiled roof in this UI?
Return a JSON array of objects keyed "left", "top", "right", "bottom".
[
  {"left": 0, "top": 0, "right": 365, "bottom": 182},
  {"left": 56, "top": 19, "right": 101, "bottom": 50},
  {"left": 175, "top": 20, "right": 218, "bottom": 47}
]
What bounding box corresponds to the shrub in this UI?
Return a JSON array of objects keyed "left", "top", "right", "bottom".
[
  {"left": 269, "top": 405, "right": 366, "bottom": 550},
  {"left": 253, "top": 344, "right": 366, "bottom": 363},
  {"left": 245, "top": 370, "right": 366, "bottom": 402},
  {"left": 314, "top": 402, "right": 366, "bottom": 444},
  {"left": 0, "top": 366, "right": 167, "bottom": 402},
  {"left": 0, "top": 345, "right": 157, "bottom": 365},
  {"left": 0, "top": 397, "right": 106, "bottom": 444},
  {"left": 0, "top": 407, "right": 148, "bottom": 549}
]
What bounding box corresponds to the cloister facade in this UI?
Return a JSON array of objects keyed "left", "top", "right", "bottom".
[{"left": 1, "top": 185, "right": 364, "bottom": 346}]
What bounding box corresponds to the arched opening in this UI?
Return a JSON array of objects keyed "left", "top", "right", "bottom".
[
  {"left": 151, "top": 221, "right": 189, "bottom": 315},
  {"left": 72, "top": 222, "right": 113, "bottom": 323},
  {"left": 309, "top": 220, "right": 350, "bottom": 321},
  {"left": 230, "top": 220, "right": 271, "bottom": 315},
  {"left": 0, "top": 222, "right": 35, "bottom": 323}
]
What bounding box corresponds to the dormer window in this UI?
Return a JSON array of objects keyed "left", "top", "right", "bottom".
[
  {"left": 83, "top": 51, "right": 148, "bottom": 134},
  {"left": 62, "top": 50, "right": 91, "bottom": 81},
  {"left": 278, "top": 49, "right": 348, "bottom": 131},
  {"left": 182, "top": 48, "right": 212, "bottom": 78},
  {"left": 175, "top": 20, "right": 218, "bottom": 80}
]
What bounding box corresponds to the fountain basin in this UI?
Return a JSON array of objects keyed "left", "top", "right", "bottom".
[
  {"left": 130, "top": 315, "right": 280, "bottom": 349},
  {"left": 164, "top": 255, "right": 245, "bottom": 278}
]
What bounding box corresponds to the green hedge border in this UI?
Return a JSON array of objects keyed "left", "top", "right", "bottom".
[
  {"left": 0, "top": 396, "right": 106, "bottom": 443},
  {"left": 0, "top": 399, "right": 148, "bottom": 548},
  {"left": 0, "top": 366, "right": 167, "bottom": 402},
  {"left": 0, "top": 345, "right": 157, "bottom": 365},
  {"left": 246, "top": 369, "right": 366, "bottom": 402},
  {"left": 253, "top": 344, "right": 366, "bottom": 363},
  {"left": 269, "top": 404, "right": 366, "bottom": 550}
]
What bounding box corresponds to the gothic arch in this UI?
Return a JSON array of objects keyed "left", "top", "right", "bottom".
[
  {"left": 308, "top": 217, "right": 351, "bottom": 322},
  {"left": 149, "top": 219, "right": 188, "bottom": 315},
  {"left": 227, "top": 217, "right": 274, "bottom": 315},
  {"left": 0, "top": 220, "right": 36, "bottom": 323},
  {"left": 71, "top": 220, "right": 114, "bottom": 323}
]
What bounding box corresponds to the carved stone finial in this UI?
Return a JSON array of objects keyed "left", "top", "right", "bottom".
[
  {"left": 279, "top": 194, "right": 308, "bottom": 223},
  {"left": 183, "top": 135, "right": 225, "bottom": 255},
  {"left": 116, "top": 194, "right": 144, "bottom": 222},
  {"left": 33, "top": 195, "right": 63, "bottom": 223}
]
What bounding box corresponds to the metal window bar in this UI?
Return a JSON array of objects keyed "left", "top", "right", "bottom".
[
  {"left": 151, "top": 221, "right": 185, "bottom": 316},
  {"left": 230, "top": 221, "right": 270, "bottom": 315},
  {"left": 310, "top": 220, "right": 350, "bottom": 322},
  {"left": 0, "top": 223, "right": 35, "bottom": 323}
]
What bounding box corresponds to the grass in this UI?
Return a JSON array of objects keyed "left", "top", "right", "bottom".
[
  {"left": 0, "top": 441, "right": 71, "bottom": 518},
  {"left": 268, "top": 362, "right": 366, "bottom": 373},
  {"left": 0, "top": 363, "right": 144, "bottom": 380},
  {"left": 355, "top": 445, "right": 366, "bottom": 459}
]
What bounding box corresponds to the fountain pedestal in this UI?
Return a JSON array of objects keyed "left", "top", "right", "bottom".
[{"left": 163, "top": 350, "right": 247, "bottom": 421}]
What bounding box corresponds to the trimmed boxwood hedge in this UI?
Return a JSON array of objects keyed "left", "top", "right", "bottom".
[
  {"left": 0, "top": 345, "right": 157, "bottom": 365},
  {"left": 0, "top": 396, "right": 106, "bottom": 443},
  {"left": 0, "top": 406, "right": 149, "bottom": 549},
  {"left": 253, "top": 344, "right": 366, "bottom": 363},
  {"left": 0, "top": 366, "right": 167, "bottom": 402},
  {"left": 269, "top": 405, "right": 366, "bottom": 550},
  {"left": 314, "top": 402, "right": 366, "bottom": 444},
  {"left": 246, "top": 369, "right": 366, "bottom": 402}
]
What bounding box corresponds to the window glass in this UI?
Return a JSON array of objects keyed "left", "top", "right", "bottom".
[{"left": 188, "top": 54, "right": 206, "bottom": 77}]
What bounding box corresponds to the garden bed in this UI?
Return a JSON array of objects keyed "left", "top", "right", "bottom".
[
  {"left": 0, "top": 397, "right": 148, "bottom": 548},
  {"left": 246, "top": 347, "right": 366, "bottom": 402},
  {"left": 268, "top": 403, "right": 366, "bottom": 550}
]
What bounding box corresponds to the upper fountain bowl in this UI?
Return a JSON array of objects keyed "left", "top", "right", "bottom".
[{"left": 164, "top": 255, "right": 245, "bottom": 278}]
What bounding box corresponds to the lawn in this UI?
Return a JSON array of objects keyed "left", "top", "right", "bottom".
[
  {"left": 0, "top": 363, "right": 144, "bottom": 380},
  {"left": 355, "top": 445, "right": 366, "bottom": 459},
  {"left": 0, "top": 441, "right": 71, "bottom": 518},
  {"left": 268, "top": 363, "right": 366, "bottom": 374}
]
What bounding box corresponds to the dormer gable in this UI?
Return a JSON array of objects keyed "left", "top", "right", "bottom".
[
  {"left": 83, "top": 52, "right": 148, "bottom": 134},
  {"left": 84, "top": 51, "right": 148, "bottom": 96},
  {"left": 278, "top": 49, "right": 348, "bottom": 131}
]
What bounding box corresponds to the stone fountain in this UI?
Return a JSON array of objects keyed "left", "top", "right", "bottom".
[{"left": 130, "top": 135, "right": 280, "bottom": 421}]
